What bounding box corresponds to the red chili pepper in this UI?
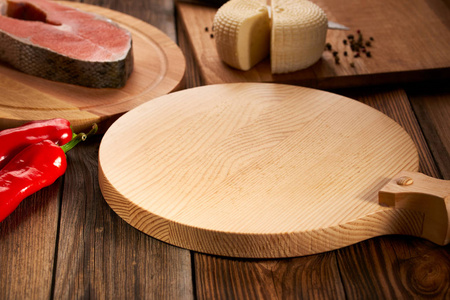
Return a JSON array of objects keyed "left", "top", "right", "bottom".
[
  {"left": 0, "top": 118, "right": 74, "bottom": 169},
  {"left": 0, "top": 124, "right": 97, "bottom": 223}
]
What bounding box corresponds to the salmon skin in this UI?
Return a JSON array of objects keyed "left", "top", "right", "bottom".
[{"left": 0, "top": 0, "right": 133, "bottom": 88}]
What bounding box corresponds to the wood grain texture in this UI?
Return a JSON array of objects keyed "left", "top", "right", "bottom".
[
  {"left": 97, "top": 82, "right": 439, "bottom": 258},
  {"left": 407, "top": 81, "right": 450, "bottom": 180},
  {"left": 337, "top": 236, "right": 450, "bottom": 299},
  {"left": 156, "top": 0, "right": 447, "bottom": 298},
  {"left": 0, "top": 182, "right": 61, "bottom": 299},
  {"left": 52, "top": 136, "right": 194, "bottom": 299},
  {"left": 195, "top": 252, "right": 346, "bottom": 299},
  {"left": 334, "top": 84, "right": 450, "bottom": 300},
  {"left": 177, "top": 14, "right": 205, "bottom": 88},
  {"left": 379, "top": 171, "right": 450, "bottom": 245},
  {"left": 176, "top": 0, "right": 450, "bottom": 89},
  {"left": 190, "top": 85, "right": 450, "bottom": 299},
  {"left": 179, "top": 15, "right": 342, "bottom": 299},
  {"left": 0, "top": 1, "right": 186, "bottom": 132},
  {"left": 50, "top": 1, "right": 193, "bottom": 298},
  {"left": 1, "top": 0, "right": 449, "bottom": 298},
  {"left": 334, "top": 86, "right": 441, "bottom": 178},
  {"left": 79, "top": 0, "right": 178, "bottom": 42}
]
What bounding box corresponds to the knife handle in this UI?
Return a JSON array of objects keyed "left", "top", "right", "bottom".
[{"left": 379, "top": 171, "right": 450, "bottom": 245}]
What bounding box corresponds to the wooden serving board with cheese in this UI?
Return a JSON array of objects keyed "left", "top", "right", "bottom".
[
  {"left": 98, "top": 83, "right": 450, "bottom": 258},
  {"left": 0, "top": 1, "right": 185, "bottom": 132},
  {"left": 176, "top": 0, "right": 450, "bottom": 89}
]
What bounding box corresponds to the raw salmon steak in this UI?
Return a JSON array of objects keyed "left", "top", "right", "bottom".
[{"left": 0, "top": 0, "right": 133, "bottom": 88}]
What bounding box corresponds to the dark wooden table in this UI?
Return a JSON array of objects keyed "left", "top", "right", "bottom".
[{"left": 1, "top": 0, "right": 449, "bottom": 298}]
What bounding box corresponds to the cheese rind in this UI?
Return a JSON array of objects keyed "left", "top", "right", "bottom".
[
  {"left": 271, "top": 0, "right": 328, "bottom": 73},
  {"left": 213, "top": 0, "right": 270, "bottom": 71}
]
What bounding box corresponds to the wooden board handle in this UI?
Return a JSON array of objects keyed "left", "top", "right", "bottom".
[{"left": 379, "top": 171, "right": 450, "bottom": 245}]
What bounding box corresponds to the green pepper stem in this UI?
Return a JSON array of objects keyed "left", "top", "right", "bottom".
[
  {"left": 61, "top": 123, "right": 98, "bottom": 153},
  {"left": 61, "top": 133, "right": 87, "bottom": 153},
  {"left": 87, "top": 123, "right": 99, "bottom": 136},
  {"left": 70, "top": 126, "right": 77, "bottom": 140}
]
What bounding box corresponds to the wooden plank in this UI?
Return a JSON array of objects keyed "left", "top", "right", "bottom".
[
  {"left": 407, "top": 81, "right": 450, "bottom": 180},
  {"left": 335, "top": 86, "right": 450, "bottom": 298},
  {"left": 176, "top": 0, "right": 450, "bottom": 89},
  {"left": 46, "top": 1, "right": 193, "bottom": 298},
  {"left": 0, "top": 182, "right": 60, "bottom": 299},
  {"left": 177, "top": 14, "right": 204, "bottom": 88},
  {"left": 337, "top": 236, "right": 450, "bottom": 298},
  {"left": 52, "top": 136, "right": 194, "bottom": 299},
  {"left": 80, "top": 0, "right": 178, "bottom": 42},
  {"left": 180, "top": 9, "right": 346, "bottom": 296},
  {"left": 189, "top": 86, "right": 449, "bottom": 297},
  {"left": 194, "top": 252, "right": 346, "bottom": 299},
  {"left": 179, "top": 17, "right": 342, "bottom": 299}
]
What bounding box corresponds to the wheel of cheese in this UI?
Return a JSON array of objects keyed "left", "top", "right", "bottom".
[{"left": 213, "top": 0, "right": 328, "bottom": 73}]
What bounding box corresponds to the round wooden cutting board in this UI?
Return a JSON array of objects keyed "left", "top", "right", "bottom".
[
  {"left": 98, "top": 83, "right": 421, "bottom": 258},
  {"left": 0, "top": 2, "right": 185, "bottom": 132}
]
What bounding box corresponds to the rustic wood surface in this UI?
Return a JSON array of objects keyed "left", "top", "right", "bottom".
[{"left": 1, "top": 0, "right": 449, "bottom": 298}]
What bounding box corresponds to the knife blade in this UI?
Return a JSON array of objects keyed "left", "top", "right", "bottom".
[{"left": 327, "top": 21, "right": 349, "bottom": 31}]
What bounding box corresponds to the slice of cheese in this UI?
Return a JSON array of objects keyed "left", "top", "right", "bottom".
[
  {"left": 213, "top": 0, "right": 328, "bottom": 74},
  {"left": 271, "top": 0, "right": 328, "bottom": 73},
  {"left": 213, "top": 0, "right": 270, "bottom": 71}
]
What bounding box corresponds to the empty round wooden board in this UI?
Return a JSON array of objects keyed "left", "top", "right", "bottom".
[
  {"left": 99, "top": 83, "right": 424, "bottom": 258},
  {"left": 0, "top": 1, "right": 185, "bottom": 133}
]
